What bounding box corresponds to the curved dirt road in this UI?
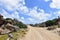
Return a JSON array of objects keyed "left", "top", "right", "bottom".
[{"left": 18, "top": 25, "right": 60, "bottom": 40}]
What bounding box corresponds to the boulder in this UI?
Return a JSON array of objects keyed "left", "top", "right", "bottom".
[{"left": 5, "top": 23, "right": 19, "bottom": 32}]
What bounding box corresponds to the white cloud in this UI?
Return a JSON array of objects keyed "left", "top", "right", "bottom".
[
  {"left": 0, "top": 9, "right": 10, "bottom": 18},
  {"left": 20, "top": 16, "right": 25, "bottom": 23},
  {"left": 28, "top": 8, "right": 51, "bottom": 21},
  {"left": 50, "top": 0, "right": 60, "bottom": 9},
  {"left": 11, "top": 11, "right": 20, "bottom": 20},
  {"left": 22, "top": 7, "right": 51, "bottom": 24},
  {"left": 50, "top": 0, "right": 60, "bottom": 19},
  {"left": 0, "top": 0, "right": 29, "bottom": 24},
  {"left": 44, "top": 0, "right": 50, "bottom": 2},
  {"left": 0, "top": 9, "right": 20, "bottom": 20},
  {"left": 19, "top": 6, "right": 29, "bottom": 13},
  {"left": 0, "top": 0, "right": 28, "bottom": 19},
  {"left": 0, "top": 0, "right": 52, "bottom": 24},
  {"left": 58, "top": 11, "right": 60, "bottom": 14},
  {"left": 56, "top": 11, "right": 60, "bottom": 16},
  {"left": 0, "top": 10, "right": 11, "bottom": 19},
  {"left": 28, "top": 18, "right": 34, "bottom": 21},
  {"left": 23, "top": 18, "right": 35, "bottom": 24},
  {"left": 21, "top": 17, "right": 24, "bottom": 20},
  {"left": 0, "top": 0, "right": 26, "bottom": 11},
  {"left": 52, "top": 11, "right": 60, "bottom": 18}
]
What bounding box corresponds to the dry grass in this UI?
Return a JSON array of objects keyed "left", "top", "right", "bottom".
[
  {"left": 47, "top": 25, "right": 58, "bottom": 30},
  {"left": 0, "top": 28, "right": 28, "bottom": 40}
]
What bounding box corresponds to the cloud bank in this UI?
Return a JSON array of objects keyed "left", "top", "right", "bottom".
[{"left": 0, "top": 0, "right": 60, "bottom": 24}]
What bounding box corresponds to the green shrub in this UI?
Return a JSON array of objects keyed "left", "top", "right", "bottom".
[{"left": 5, "top": 18, "right": 27, "bottom": 28}]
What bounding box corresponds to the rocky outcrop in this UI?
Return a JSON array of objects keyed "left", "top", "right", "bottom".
[
  {"left": 0, "top": 14, "right": 19, "bottom": 34},
  {"left": 0, "top": 14, "right": 5, "bottom": 27},
  {"left": 56, "top": 16, "right": 60, "bottom": 28},
  {"left": 5, "top": 23, "right": 19, "bottom": 32}
]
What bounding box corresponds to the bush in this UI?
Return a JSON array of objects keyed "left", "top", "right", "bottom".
[
  {"left": 13, "top": 19, "right": 27, "bottom": 28},
  {"left": 47, "top": 25, "right": 58, "bottom": 30},
  {"left": 5, "top": 18, "right": 27, "bottom": 28}
]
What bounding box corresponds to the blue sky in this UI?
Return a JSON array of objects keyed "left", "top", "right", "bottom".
[{"left": 0, "top": 0, "right": 60, "bottom": 24}]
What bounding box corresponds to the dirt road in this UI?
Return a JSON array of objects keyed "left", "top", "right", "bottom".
[{"left": 18, "top": 25, "right": 60, "bottom": 40}]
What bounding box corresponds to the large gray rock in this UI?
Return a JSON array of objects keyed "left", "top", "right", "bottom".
[
  {"left": 5, "top": 23, "right": 19, "bottom": 32},
  {"left": 0, "top": 14, "right": 19, "bottom": 34}
]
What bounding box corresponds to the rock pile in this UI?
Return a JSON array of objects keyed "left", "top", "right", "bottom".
[{"left": 0, "top": 14, "right": 19, "bottom": 34}]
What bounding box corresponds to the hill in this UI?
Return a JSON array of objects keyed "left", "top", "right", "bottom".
[
  {"left": 30, "top": 17, "right": 60, "bottom": 27},
  {"left": 0, "top": 14, "right": 27, "bottom": 34}
]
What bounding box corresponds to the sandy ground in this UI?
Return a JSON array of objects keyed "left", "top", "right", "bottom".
[
  {"left": 49, "top": 28, "right": 60, "bottom": 36},
  {"left": 18, "top": 25, "right": 60, "bottom": 40}
]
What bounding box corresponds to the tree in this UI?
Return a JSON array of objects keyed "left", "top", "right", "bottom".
[
  {"left": 13, "top": 19, "right": 27, "bottom": 28},
  {"left": 5, "top": 18, "right": 27, "bottom": 28},
  {"left": 5, "top": 18, "right": 13, "bottom": 20},
  {"left": 52, "top": 18, "right": 57, "bottom": 25},
  {"left": 45, "top": 20, "right": 54, "bottom": 27}
]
